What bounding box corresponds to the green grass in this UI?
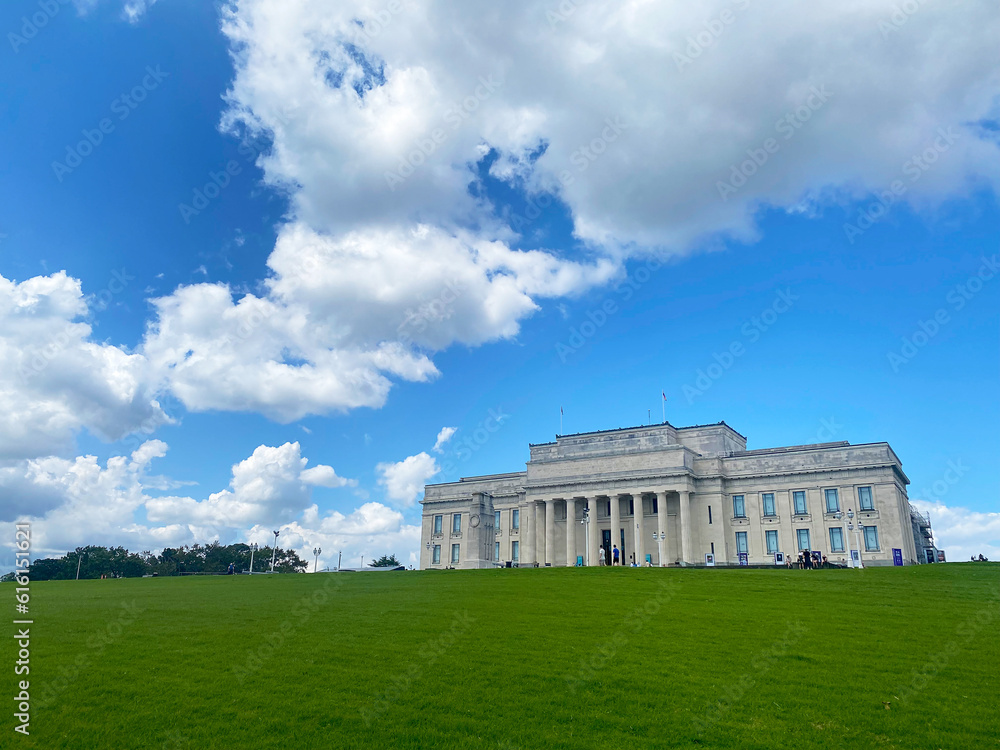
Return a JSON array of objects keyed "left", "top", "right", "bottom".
[{"left": 5, "top": 564, "right": 998, "bottom": 749}]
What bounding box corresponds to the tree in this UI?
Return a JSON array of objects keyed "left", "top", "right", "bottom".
[{"left": 369, "top": 554, "right": 401, "bottom": 568}]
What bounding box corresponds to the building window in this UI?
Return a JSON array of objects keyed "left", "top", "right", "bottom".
[
  {"left": 432, "top": 545, "right": 441, "bottom": 564},
  {"left": 762, "top": 493, "right": 776, "bottom": 517},
  {"left": 512, "top": 541, "right": 520, "bottom": 562},
  {"left": 652, "top": 496, "right": 658, "bottom": 514},
  {"left": 495, "top": 541, "right": 500, "bottom": 561},
  {"left": 606, "top": 501, "right": 611, "bottom": 516},
  {"left": 512, "top": 509, "right": 519, "bottom": 530},
  {"left": 736, "top": 531, "right": 748, "bottom": 554},
  {"left": 733, "top": 495, "right": 746, "bottom": 518},
  {"left": 708, "top": 505, "right": 712, "bottom": 524},
  {"left": 824, "top": 488, "right": 840, "bottom": 513},
  {"left": 451, "top": 544, "right": 461, "bottom": 564},
  {"left": 858, "top": 486, "right": 874, "bottom": 511},
  {"left": 433, "top": 515, "right": 442, "bottom": 534},
  {"left": 793, "top": 491, "right": 807, "bottom": 515},
  {"left": 796, "top": 529, "right": 810, "bottom": 551},
  {"left": 863, "top": 526, "right": 880, "bottom": 551},
  {"left": 628, "top": 499, "right": 634, "bottom": 516},
  {"left": 494, "top": 510, "right": 501, "bottom": 529},
  {"left": 765, "top": 529, "right": 778, "bottom": 554},
  {"left": 829, "top": 527, "right": 845, "bottom": 552},
  {"left": 452, "top": 513, "right": 462, "bottom": 534}
]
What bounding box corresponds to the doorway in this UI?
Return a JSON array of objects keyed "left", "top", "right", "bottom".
[{"left": 601, "top": 529, "right": 611, "bottom": 566}]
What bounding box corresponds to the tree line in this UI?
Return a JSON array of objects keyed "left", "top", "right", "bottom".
[{"left": 4, "top": 543, "right": 307, "bottom": 581}]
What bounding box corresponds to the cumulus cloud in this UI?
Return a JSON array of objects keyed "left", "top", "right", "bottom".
[
  {"left": 0, "top": 271, "right": 169, "bottom": 460},
  {"left": 220, "top": 0, "right": 1000, "bottom": 250},
  {"left": 377, "top": 452, "right": 439, "bottom": 507},
  {"left": 0, "top": 441, "right": 414, "bottom": 569},
  {"left": 911, "top": 499, "right": 1000, "bottom": 561},
  {"left": 433, "top": 426, "right": 457, "bottom": 453}
]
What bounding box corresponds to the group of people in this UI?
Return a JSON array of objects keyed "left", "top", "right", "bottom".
[
  {"left": 596, "top": 544, "right": 653, "bottom": 567},
  {"left": 786, "top": 551, "right": 830, "bottom": 569},
  {"left": 970, "top": 554, "right": 990, "bottom": 562}
]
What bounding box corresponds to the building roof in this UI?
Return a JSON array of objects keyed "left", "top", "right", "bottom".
[{"left": 528, "top": 420, "right": 747, "bottom": 446}]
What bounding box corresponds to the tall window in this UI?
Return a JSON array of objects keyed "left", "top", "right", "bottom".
[
  {"left": 765, "top": 529, "right": 778, "bottom": 554},
  {"left": 858, "top": 486, "right": 874, "bottom": 511},
  {"left": 433, "top": 514, "right": 443, "bottom": 534},
  {"left": 432, "top": 545, "right": 441, "bottom": 564},
  {"left": 796, "top": 529, "right": 811, "bottom": 551},
  {"left": 824, "top": 488, "right": 840, "bottom": 513},
  {"left": 495, "top": 541, "right": 500, "bottom": 561},
  {"left": 494, "top": 510, "right": 501, "bottom": 529},
  {"left": 512, "top": 508, "right": 520, "bottom": 530},
  {"left": 511, "top": 541, "right": 520, "bottom": 562},
  {"left": 762, "top": 493, "right": 776, "bottom": 517},
  {"left": 451, "top": 544, "right": 461, "bottom": 563},
  {"left": 863, "top": 526, "right": 879, "bottom": 551},
  {"left": 652, "top": 497, "right": 658, "bottom": 514},
  {"left": 736, "top": 531, "right": 748, "bottom": 554},
  {"left": 708, "top": 505, "right": 712, "bottom": 524},
  {"left": 829, "top": 527, "right": 845, "bottom": 552},
  {"left": 793, "top": 491, "right": 807, "bottom": 515},
  {"left": 733, "top": 495, "right": 746, "bottom": 518},
  {"left": 628, "top": 499, "right": 634, "bottom": 516},
  {"left": 452, "top": 513, "right": 462, "bottom": 534}
]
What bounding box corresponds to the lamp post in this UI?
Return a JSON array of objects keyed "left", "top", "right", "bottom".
[
  {"left": 653, "top": 531, "right": 664, "bottom": 567},
  {"left": 270, "top": 530, "right": 279, "bottom": 572},
  {"left": 313, "top": 547, "right": 322, "bottom": 573},
  {"left": 848, "top": 508, "right": 863, "bottom": 569},
  {"left": 338, "top": 551, "right": 342, "bottom": 571},
  {"left": 248, "top": 543, "right": 258, "bottom": 574}
]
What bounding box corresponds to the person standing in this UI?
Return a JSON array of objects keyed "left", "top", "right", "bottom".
[
  {"left": 612, "top": 545, "right": 620, "bottom": 566},
  {"left": 599, "top": 546, "right": 606, "bottom": 566}
]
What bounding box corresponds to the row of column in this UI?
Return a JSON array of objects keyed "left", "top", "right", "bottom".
[{"left": 521, "top": 491, "right": 692, "bottom": 567}]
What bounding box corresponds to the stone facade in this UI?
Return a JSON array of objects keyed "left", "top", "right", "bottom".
[{"left": 420, "top": 422, "right": 925, "bottom": 569}]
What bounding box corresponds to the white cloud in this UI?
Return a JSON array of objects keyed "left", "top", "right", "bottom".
[
  {"left": 0, "top": 441, "right": 415, "bottom": 570},
  {"left": 221, "top": 0, "right": 1000, "bottom": 250},
  {"left": 433, "top": 426, "right": 457, "bottom": 453},
  {"left": 911, "top": 499, "right": 1000, "bottom": 562},
  {"left": 376, "top": 451, "right": 439, "bottom": 507},
  {"left": 0, "top": 272, "right": 169, "bottom": 460},
  {"left": 122, "top": 0, "right": 157, "bottom": 23}
]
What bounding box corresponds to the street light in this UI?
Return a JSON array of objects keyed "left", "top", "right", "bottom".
[
  {"left": 270, "top": 530, "right": 279, "bottom": 572},
  {"left": 653, "top": 531, "right": 664, "bottom": 567},
  {"left": 581, "top": 505, "right": 590, "bottom": 567},
  {"left": 847, "top": 509, "right": 863, "bottom": 569},
  {"left": 313, "top": 547, "right": 322, "bottom": 573},
  {"left": 249, "top": 543, "right": 258, "bottom": 574}
]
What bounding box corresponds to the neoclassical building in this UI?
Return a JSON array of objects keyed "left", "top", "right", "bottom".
[{"left": 419, "top": 422, "right": 929, "bottom": 569}]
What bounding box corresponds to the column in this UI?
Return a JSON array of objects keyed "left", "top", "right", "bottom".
[
  {"left": 545, "top": 499, "right": 556, "bottom": 566},
  {"left": 534, "top": 501, "right": 545, "bottom": 567},
  {"left": 523, "top": 502, "right": 534, "bottom": 565},
  {"left": 610, "top": 493, "right": 621, "bottom": 565},
  {"left": 634, "top": 493, "right": 645, "bottom": 566},
  {"left": 565, "top": 498, "right": 577, "bottom": 567},
  {"left": 586, "top": 497, "right": 600, "bottom": 565},
  {"left": 679, "top": 490, "right": 692, "bottom": 565},
  {"left": 656, "top": 491, "right": 669, "bottom": 566}
]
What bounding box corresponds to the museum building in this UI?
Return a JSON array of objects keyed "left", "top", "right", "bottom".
[{"left": 419, "top": 421, "right": 933, "bottom": 569}]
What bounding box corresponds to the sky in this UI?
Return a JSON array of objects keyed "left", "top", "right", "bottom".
[{"left": 0, "top": 0, "right": 998, "bottom": 571}]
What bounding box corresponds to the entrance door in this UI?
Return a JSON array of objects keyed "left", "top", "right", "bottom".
[
  {"left": 620, "top": 528, "right": 627, "bottom": 566},
  {"left": 601, "top": 529, "right": 611, "bottom": 566}
]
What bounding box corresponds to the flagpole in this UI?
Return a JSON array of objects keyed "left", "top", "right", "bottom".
[
  {"left": 661, "top": 389, "right": 666, "bottom": 424},
  {"left": 560, "top": 407, "right": 563, "bottom": 435}
]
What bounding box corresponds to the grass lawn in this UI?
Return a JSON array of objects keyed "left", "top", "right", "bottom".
[{"left": 5, "top": 563, "right": 998, "bottom": 749}]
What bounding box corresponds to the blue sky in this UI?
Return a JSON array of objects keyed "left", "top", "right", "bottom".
[{"left": 1, "top": 0, "right": 997, "bottom": 568}]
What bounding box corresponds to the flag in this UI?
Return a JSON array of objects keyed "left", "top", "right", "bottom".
[
  {"left": 661, "top": 391, "right": 666, "bottom": 401},
  {"left": 560, "top": 406, "right": 564, "bottom": 415}
]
